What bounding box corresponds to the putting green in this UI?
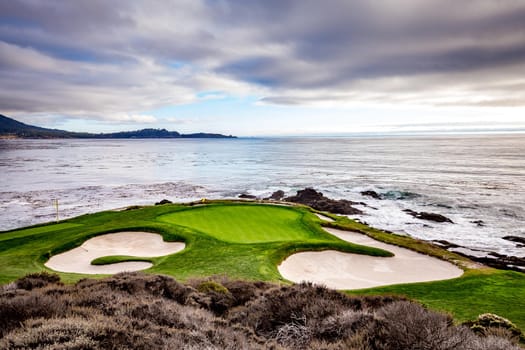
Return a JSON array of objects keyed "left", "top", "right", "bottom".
[{"left": 159, "top": 205, "right": 316, "bottom": 243}]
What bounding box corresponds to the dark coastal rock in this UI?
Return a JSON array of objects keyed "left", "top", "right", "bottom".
[
  {"left": 360, "top": 190, "right": 382, "bottom": 200},
  {"left": 155, "top": 199, "right": 172, "bottom": 205},
  {"left": 441, "top": 242, "right": 525, "bottom": 272},
  {"left": 432, "top": 240, "right": 460, "bottom": 249},
  {"left": 382, "top": 190, "right": 420, "bottom": 200},
  {"left": 238, "top": 193, "right": 257, "bottom": 199},
  {"left": 470, "top": 220, "right": 485, "bottom": 227},
  {"left": 285, "top": 188, "right": 363, "bottom": 215},
  {"left": 403, "top": 209, "right": 454, "bottom": 223},
  {"left": 502, "top": 236, "right": 525, "bottom": 245},
  {"left": 264, "top": 190, "right": 285, "bottom": 201},
  {"left": 472, "top": 255, "right": 525, "bottom": 272}
]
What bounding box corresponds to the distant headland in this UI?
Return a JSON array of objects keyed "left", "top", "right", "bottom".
[{"left": 0, "top": 114, "right": 235, "bottom": 139}]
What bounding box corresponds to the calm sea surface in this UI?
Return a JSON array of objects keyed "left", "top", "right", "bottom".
[{"left": 1, "top": 135, "right": 524, "bottom": 257}]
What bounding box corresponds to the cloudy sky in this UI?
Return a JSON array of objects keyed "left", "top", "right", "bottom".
[{"left": 1, "top": 0, "right": 525, "bottom": 136}]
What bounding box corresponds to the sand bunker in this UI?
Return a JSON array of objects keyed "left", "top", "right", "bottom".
[
  {"left": 279, "top": 227, "right": 463, "bottom": 290},
  {"left": 314, "top": 213, "right": 335, "bottom": 222},
  {"left": 45, "top": 232, "right": 185, "bottom": 274}
]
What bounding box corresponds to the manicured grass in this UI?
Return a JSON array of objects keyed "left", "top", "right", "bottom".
[
  {"left": 159, "top": 205, "right": 321, "bottom": 243},
  {"left": 0, "top": 202, "right": 389, "bottom": 285},
  {"left": 0, "top": 223, "right": 81, "bottom": 242},
  {"left": 0, "top": 201, "right": 523, "bottom": 331},
  {"left": 91, "top": 256, "right": 153, "bottom": 265}
]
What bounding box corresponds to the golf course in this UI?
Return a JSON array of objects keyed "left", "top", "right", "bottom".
[{"left": 1, "top": 201, "right": 524, "bottom": 330}]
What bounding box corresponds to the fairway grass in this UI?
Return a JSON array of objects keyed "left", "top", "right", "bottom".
[{"left": 0, "top": 201, "right": 524, "bottom": 330}]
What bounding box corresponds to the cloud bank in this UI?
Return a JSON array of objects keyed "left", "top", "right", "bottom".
[{"left": 1, "top": 0, "right": 524, "bottom": 123}]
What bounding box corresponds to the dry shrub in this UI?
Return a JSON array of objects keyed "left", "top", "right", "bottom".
[
  {"left": 368, "top": 301, "right": 458, "bottom": 350},
  {"left": 0, "top": 273, "right": 521, "bottom": 350},
  {"left": 15, "top": 272, "right": 62, "bottom": 290},
  {"left": 0, "top": 290, "right": 68, "bottom": 337},
  {"left": 188, "top": 276, "right": 272, "bottom": 316},
  {"left": 76, "top": 272, "right": 193, "bottom": 303},
  {"left": 274, "top": 316, "right": 312, "bottom": 348},
  {"left": 228, "top": 282, "right": 401, "bottom": 348},
  {"left": 367, "top": 301, "right": 523, "bottom": 350},
  {"left": 0, "top": 272, "right": 277, "bottom": 349},
  {"left": 229, "top": 282, "right": 397, "bottom": 337},
  {"left": 316, "top": 310, "right": 375, "bottom": 341},
  {"left": 219, "top": 278, "right": 272, "bottom": 306}
]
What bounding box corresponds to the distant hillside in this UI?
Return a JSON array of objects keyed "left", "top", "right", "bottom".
[{"left": 0, "top": 114, "right": 235, "bottom": 139}]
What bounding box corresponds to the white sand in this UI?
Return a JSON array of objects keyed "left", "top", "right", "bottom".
[
  {"left": 45, "top": 232, "right": 185, "bottom": 274},
  {"left": 314, "top": 213, "right": 335, "bottom": 222},
  {"left": 278, "top": 227, "right": 463, "bottom": 290}
]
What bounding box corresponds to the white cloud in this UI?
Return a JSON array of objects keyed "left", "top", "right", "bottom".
[{"left": 0, "top": 0, "right": 524, "bottom": 129}]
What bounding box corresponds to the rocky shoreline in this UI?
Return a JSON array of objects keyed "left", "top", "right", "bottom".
[{"left": 433, "top": 240, "right": 525, "bottom": 272}]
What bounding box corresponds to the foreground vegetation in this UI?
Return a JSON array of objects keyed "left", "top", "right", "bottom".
[
  {"left": 1, "top": 272, "right": 521, "bottom": 349},
  {"left": 352, "top": 269, "right": 525, "bottom": 329},
  {"left": 0, "top": 201, "right": 524, "bottom": 333}
]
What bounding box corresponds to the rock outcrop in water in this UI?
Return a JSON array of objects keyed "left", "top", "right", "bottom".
[
  {"left": 433, "top": 240, "right": 525, "bottom": 272},
  {"left": 503, "top": 236, "right": 525, "bottom": 246},
  {"left": 238, "top": 193, "right": 257, "bottom": 199},
  {"left": 361, "top": 190, "right": 382, "bottom": 199},
  {"left": 404, "top": 209, "right": 454, "bottom": 223},
  {"left": 264, "top": 190, "right": 285, "bottom": 201},
  {"left": 285, "top": 188, "right": 363, "bottom": 215}
]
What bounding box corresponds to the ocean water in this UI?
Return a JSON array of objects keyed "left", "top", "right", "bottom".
[{"left": 1, "top": 135, "right": 524, "bottom": 257}]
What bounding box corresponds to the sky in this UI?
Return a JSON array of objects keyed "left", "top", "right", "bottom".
[{"left": 1, "top": 0, "right": 525, "bottom": 136}]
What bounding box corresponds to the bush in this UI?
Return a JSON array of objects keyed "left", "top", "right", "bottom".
[
  {"left": 466, "top": 313, "right": 523, "bottom": 341},
  {"left": 228, "top": 282, "right": 404, "bottom": 348},
  {"left": 368, "top": 301, "right": 459, "bottom": 350},
  {"left": 15, "top": 272, "right": 61, "bottom": 290},
  {"left": 0, "top": 273, "right": 521, "bottom": 350},
  {"left": 367, "top": 301, "right": 522, "bottom": 350},
  {"left": 0, "top": 290, "right": 68, "bottom": 337},
  {"left": 196, "top": 280, "right": 230, "bottom": 294}
]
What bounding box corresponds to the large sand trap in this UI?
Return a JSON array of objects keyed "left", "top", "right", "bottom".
[
  {"left": 45, "top": 232, "right": 185, "bottom": 274},
  {"left": 279, "top": 227, "right": 463, "bottom": 290}
]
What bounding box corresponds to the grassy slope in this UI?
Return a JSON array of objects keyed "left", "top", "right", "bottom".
[
  {"left": 0, "top": 202, "right": 524, "bottom": 330},
  {"left": 348, "top": 269, "right": 525, "bottom": 328}
]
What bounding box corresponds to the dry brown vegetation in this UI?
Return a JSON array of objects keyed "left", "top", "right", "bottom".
[{"left": 0, "top": 272, "right": 521, "bottom": 350}]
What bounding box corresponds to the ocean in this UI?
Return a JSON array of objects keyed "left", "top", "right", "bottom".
[{"left": 1, "top": 135, "right": 524, "bottom": 257}]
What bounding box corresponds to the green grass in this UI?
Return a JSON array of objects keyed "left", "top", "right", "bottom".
[
  {"left": 0, "top": 202, "right": 389, "bottom": 285},
  {"left": 91, "top": 256, "right": 153, "bottom": 265},
  {"left": 0, "top": 223, "right": 81, "bottom": 242},
  {"left": 159, "top": 205, "right": 323, "bottom": 243},
  {"left": 349, "top": 269, "right": 525, "bottom": 329},
  {"left": 0, "top": 201, "right": 523, "bottom": 331}
]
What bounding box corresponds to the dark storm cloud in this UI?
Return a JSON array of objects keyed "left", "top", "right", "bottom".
[{"left": 1, "top": 0, "right": 525, "bottom": 121}]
